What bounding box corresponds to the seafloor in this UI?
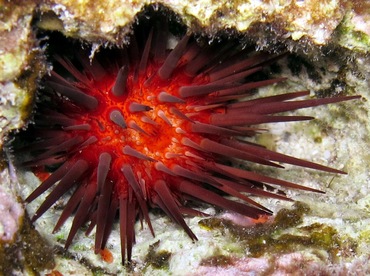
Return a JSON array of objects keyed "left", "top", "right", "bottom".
[{"left": 0, "top": 1, "right": 369, "bottom": 275}]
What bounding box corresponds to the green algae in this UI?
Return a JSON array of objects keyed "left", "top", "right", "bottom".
[
  {"left": 144, "top": 240, "right": 172, "bottom": 270},
  {"left": 200, "top": 254, "right": 234, "bottom": 267},
  {"left": 358, "top": 227, "right": 370, "bottom": 244},
  {"left": 0, "top": 215, "right": 55, "bottom": 275},
  {"left": 336, "top": 12, "right": 370, "bottom": 53},
  {"left": 199, "top": 202, "right": 357, "bottom": 262}
]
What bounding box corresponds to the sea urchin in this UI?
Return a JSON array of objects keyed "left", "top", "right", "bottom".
[{"left": 15, "top": 15, "right": 359, "bottom": 264}]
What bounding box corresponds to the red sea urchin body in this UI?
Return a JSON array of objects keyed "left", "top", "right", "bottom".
[{"left": 17, "top": 15, "right": 359, "bottom": 264}]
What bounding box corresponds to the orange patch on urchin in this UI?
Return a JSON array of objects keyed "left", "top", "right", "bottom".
[{"left": 16, "top": 14, "right": 359, "bottom": 265}]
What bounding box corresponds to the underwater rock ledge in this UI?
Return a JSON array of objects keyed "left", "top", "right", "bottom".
[{"left": 0, "top": 1, "right": 369, "bottom": 275}]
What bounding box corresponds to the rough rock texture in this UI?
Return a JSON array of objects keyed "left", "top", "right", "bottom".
[
  {"left": 0, "top": 175, "right": 23, "bottom": 242},
  {"left": 0, "top": 0, "right": 45, "bottom": 148},
  {"left": 1, "top": 1, "right": 369, "bottom": 145},
  {"left": 0, "top": 0, "right": 369, "bottom": 275},
  {"left": 35, "top": 1, "right": 367, "bottom": 48}
]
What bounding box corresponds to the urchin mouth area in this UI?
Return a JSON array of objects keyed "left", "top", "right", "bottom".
[{"left": 11, "top": 6, "right": 360, "bottom": 265}]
